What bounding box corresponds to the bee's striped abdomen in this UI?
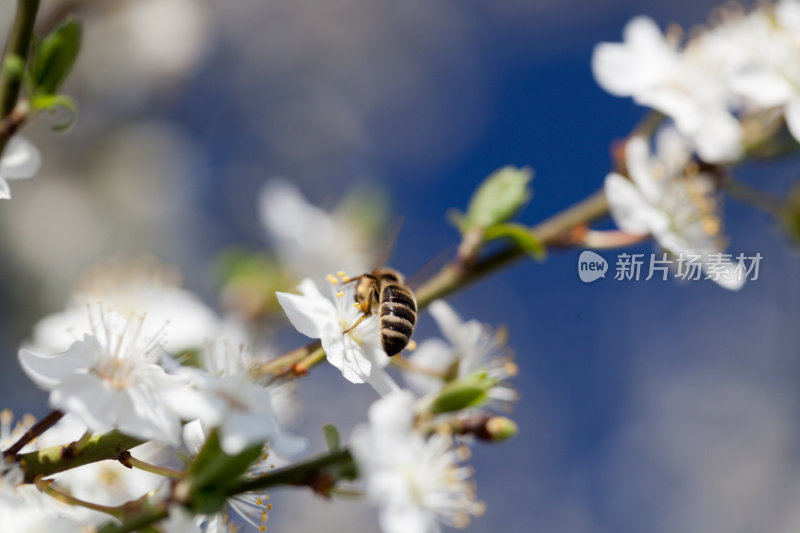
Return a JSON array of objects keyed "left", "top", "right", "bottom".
[{"left": 379, "top": 282, "right": 417, "bottom": 356}]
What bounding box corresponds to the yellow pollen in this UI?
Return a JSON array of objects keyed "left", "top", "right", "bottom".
[
  {"left": 326, "top": 274, "right": 339, "bottom": 285},
  {"left": 701, "top": 216, "right": 720, "bottom": 235},
  {"left": 266, "top": 503, "right": 273, "bottom": 510},
  {"left": 258, "top": 527, "right": 266, "bottom": 532},
  {"left": 261, "top": 511, "right": 268, "bottom": 522},
  {"left": 255, "top": 497, "right": 263, "bottom": 505},
  {"left": 336, "top": 270, "right": 347, "bottom": 278},
  {"left": 473, "top": 501, "right": 487, "bottom": 516},
  {"left": 336, "top": 291, "right": 345, "bottom": 298},
  {"left": 406, "top": 340, "right": 417, "bottom": 351},
  {"left": 456, "top": 445, "right": 471, "bottom": 461},
  {"left": 453, "top": 512, "right": 471, "bottom": 528},
  {"left": 504, "top": 361, "right": 519, "bottom": 377},
  {"left": 353, "top": 302, "right": 360, "bottom": 308}
]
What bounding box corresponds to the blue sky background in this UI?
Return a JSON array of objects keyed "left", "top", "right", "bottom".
[{"left": 2, "top": 1, "right": 800, "bottom": 532}]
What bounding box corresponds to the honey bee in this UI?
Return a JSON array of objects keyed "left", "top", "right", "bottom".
[{"left": 343, "top": 267, "right": 417, "bottom": 356}]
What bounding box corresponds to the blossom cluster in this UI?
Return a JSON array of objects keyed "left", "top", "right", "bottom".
[
  {"left": 5, "top": 260, "right": 305, "bottom": 531},
  {"left": 0, "top": 244, "right": 517, "bottom": 533},
  {"left": 592, "top": 2, "right": 800, "bottom": 289},
  {"left": 593, "top": 0, "right": 800, "bottom": 163}
]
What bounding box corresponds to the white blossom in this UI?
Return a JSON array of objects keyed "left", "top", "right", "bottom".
[
  {"left": 19, "top": 306, "right": 186, "bottom": 444},
  {"left": 604, "top": 127, "right": 744, "bottom": 290},
  {"left": 0, "top": 136, "right": 41, "bottom": 200},
  {"left": 350, "top": 390, "right": 484, "bottom": 533},
  {"left": 259, "top": 180, "right": 375, "bottom": 282},
  {"left": 708, "top": 0, "right": 800, "bottom": 143},
  {"left": 0, "top": 493, "right": 88, "bottom": 533},
  {"left": 592, "top": 16, "right": 742, "bottom": 163},
  {"left": 164, "top": 339, "right": 307, "bottom": 456},
  {"left": 404, "top": 301, "right": 517, "bottom": 404},
  {"left": 276, "top": 278, "right": 399, "bottom": 395},
  {"left": 78, "top": 0, "right": 214, "bottom": 107},
  {"left": 593, "top": 2, "right": 800, "bottom": 161},
  {"left": 31, "top": 258, "right": 220, "bottom": 355},
  {"left": 157, "top": 506, "right": 203, "bottom": 533}
]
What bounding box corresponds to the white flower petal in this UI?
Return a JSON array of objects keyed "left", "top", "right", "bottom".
[
  {"left": 688, "top": 109, "right": 743, "bottom": 164},
  {"left": 367, "top": 389, "right": 416, "bottom": 436},
  {"left": 50, "top": 374, "right": 115, "bottom": 434},
  {"left": 731, "top": 70, "right": 794, "bottom": 108},
  {"left": 785, "top": 96, "right": 800, "bottom": 144},
  {"left": 276, "top": 285, "right": 335, "bottom": 339},
  {"left": 403, "top": 338, "right": 453, "bottom": 396},
  {"left": 428, "top": 301, "right": 465, "bottom": 347},
  {"left": 18, "top": 344, "right": 95, "bottom": 389},
  {"left": 624, "top": 136, "right": 662, "bottom": 202},
  {"left": 604, "top": 173, "right": 658, "bottom": 235},
  {"left": 0, "top": 137, "right": 40, "bottom": 180},
  {"left": 365, "top": 366, "right": 400, "bottom": 397},
  {"left": 379, "top": 502, "right": 433, "bottom": 533},
  {"left": 0, "top": 178, "right": 10, "bottom": 200},
  {"left": 592, "top": 17, "right": 672, "bottom": 97}
]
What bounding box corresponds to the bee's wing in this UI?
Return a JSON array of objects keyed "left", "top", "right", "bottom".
[
  {"left": 370, "top": 216, "right": 405, "bottom": 271},
  {"left": 405, "top": 243, "right": 457, "bottom": 292}
]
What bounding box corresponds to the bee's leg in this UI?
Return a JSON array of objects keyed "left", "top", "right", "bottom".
[
  {"left": 342, "top": 313, "right": 369, "bottom": 335},
  {"left": 343, "top": 283, "right": 379, "bottom": 334}
]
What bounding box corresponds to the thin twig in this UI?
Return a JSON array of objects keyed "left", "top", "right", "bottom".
[{"left": 3, "top": 409, "right": 63, "bottom": 457}]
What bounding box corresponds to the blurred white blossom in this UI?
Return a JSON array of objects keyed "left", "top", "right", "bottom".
[
  {"left": 594, "top": 1, "right": 800, "bottom": 162},
  {"left": 604, "top": 127, "right": 743, "bottom": 290},
  {"left": 32, "top": 258, "right": 220, "bottom": 355},
  {"left": 77, "top": 0, "right": 214, "bottom": 107},
  {"left": 350, "top": 390, "right": 484, "bottom": 533},
  {"left": 259, "top": 180, "right": 375, "bottom": 282},
  {"left": 0, "top": 136, "right": 41, "bottom": 200},
  {"left": 164, "top": 339, "right": 307, "bottom": 456},
  {"left": 592, "top": 16, "right": 742, "bottom": 163},
  {"left": 0, "top": 492, "right": 87, "bottom": 533},
  {"left": 276, "top": 278, "right": 398, "bottom": 395},
  {"left": 712, "top": 0, "right": 800, "bottom": 143},
  {"left": 19, "top": 307, "right": 186, "bottom": 444},
  {"left": 158, "top": 506, "right": 204, "bottom": 533},
  {"left": 404, "top": 300, "right": 517, "bottom": 404}
]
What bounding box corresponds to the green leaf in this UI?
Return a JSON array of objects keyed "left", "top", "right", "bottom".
[
  {"left": 483, "top": 222, "right": 545, "bottom": 260},
  {"left": 446, "top": 208, "right": 469, "bottom": 233},
  {"left": 463, "top": 166, "right": 534, "bottom": 230},
  {"left": 31, "top": 93, "right": 77, "bottom": 132},
  {"left": 322, "top": 423, "right": 340, "bottom": 452},
  {"left": 430, "top": 372, "right": 498, "bottom": 414},
  {"left": 29, "top": 18, "right": 82, "bottom": 96},
  {"left": 2, "top": 54, "right": 25, "bottom": 82},
  {"left": 186, "top": 430, "right": 264, "bottom": 514}
]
